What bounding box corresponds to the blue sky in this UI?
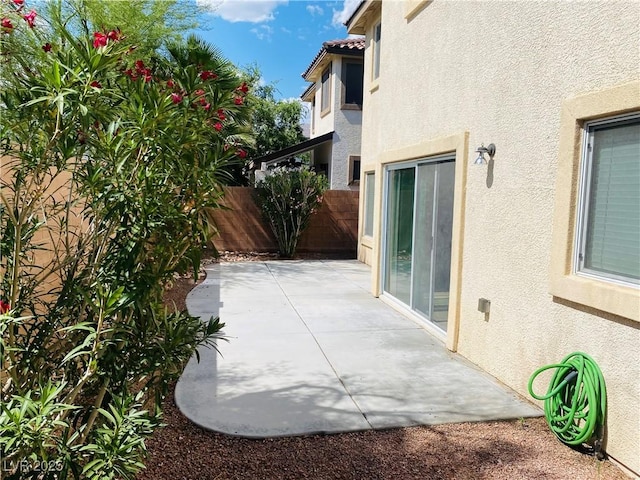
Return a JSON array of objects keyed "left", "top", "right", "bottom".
[{"left": 193, "top": 0, "right": 362, "bottom": 101}]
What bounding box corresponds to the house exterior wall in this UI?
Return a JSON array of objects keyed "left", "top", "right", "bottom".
[
  {"left": 307, "top": 57, "right": 363, "bottom": 190},
  {"left": 328, "top": 59, "right": 363, "bottom": 191},
  {"left": 352, "top": 0, "right": 640, "bottom": 475},
  {"left": 312, "top": 65, "right": 336, "bottom": 137}
]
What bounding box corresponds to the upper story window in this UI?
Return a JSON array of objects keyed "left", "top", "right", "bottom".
[
  {"left": 320, "top": 64, "right": 332, "bottom": 116},
  {"left": 349, "top": 155, "right": 361, "bottom": 185},
  {"left": 342, "top": 60, "right": 364, "bottom": 109},
  {"left": 372, "top": 22, "right": 381, "bottom": 81},
  {"left": 575, "top": 114, "right": 640, "bottom": 285}
]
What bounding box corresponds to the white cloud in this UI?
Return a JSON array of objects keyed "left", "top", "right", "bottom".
[
  {"left": 197, "top": 0, "right": 288, "bottom": 23},
  {"left": 250, "top": 24, "right": 274, "bottom": 41},
  {"left": 331, "top": 0, "right": 362, "bottom": 28},
  {"left": 306, "top": 5, "right": 324, "bottom": 16},
  {"left": 281, "top": 26, "right": 292, "bottom": 34},
  {"left": 282, "top": 97, "right": 303, "bottom": 105}
]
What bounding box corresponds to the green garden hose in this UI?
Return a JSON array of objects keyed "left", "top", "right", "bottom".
[{"left": 528, "top": 352, "right": 607, "bottom": 457}]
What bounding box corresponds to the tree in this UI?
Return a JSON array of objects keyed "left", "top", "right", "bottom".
[
  {"left": 0, "top": 1, "right": 251, "bottom": 477},
  {"left": 229, "top": 65, "right": 308, "bottom": 185},
  {"left": 48, "top": 0, "right": 200, "bottom": 57},
  {"left": 250, "top": 82, "right": 307, "bottom": 158}
]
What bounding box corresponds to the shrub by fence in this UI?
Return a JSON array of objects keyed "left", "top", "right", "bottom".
[{"left": 210, "top": 187, "right": 359, "bottom": 255}]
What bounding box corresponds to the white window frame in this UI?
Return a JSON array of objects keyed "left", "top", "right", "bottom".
[
  {"left": 320, "top": 64, "right": 331, "bottom": 116},
  {"left": 549, "top": 81, "right": 639, "bottom": 322},
  {"left": 363, "top": 172, "right": 375, "bottom": 237},
  {"left": 574, "top": 113, "right": 640, "bottom": 286},
  {"left": 372, "top": 22, "right": 381, "bottom": 81},
  {"left": 310, "top": 97, "right": 316, "bottom": 135}
]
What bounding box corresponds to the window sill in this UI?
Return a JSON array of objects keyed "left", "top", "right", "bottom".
[
  {"left": 369, "top": 80, "right": 380, "bottom": 94},
  {"left": 405, "top": 0, "right": 431, "bottom": 20},
  {"left": 341, "top": 104, "right": 362, "bottom": 111},
  {"left": 320, "top": 107, "right": 331, "bottom": 118},
  {"left": 550, "top": 274, "right": 639, "bottom": 322}
]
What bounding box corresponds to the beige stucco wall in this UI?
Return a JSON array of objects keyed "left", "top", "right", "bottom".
[
  {"left": 310, "top": 64, "right": 336, "bottom": 137},
  {"left": 353, "top": 1, "right": 640, "bottom": 475}
]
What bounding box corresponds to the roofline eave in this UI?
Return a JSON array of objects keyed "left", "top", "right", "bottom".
[
  {"left": 253, "top": 131, "right": 335, "bottom": 168},
  {"left": 346, "top": 0, "right": 381, "bottom": 35}
]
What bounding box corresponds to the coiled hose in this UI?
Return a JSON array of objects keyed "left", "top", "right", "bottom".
[{"left": 528, "top": 352, "right": 607, "bottom": 457}]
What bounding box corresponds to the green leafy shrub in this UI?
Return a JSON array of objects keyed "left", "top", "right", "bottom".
[
  {"left": 0, "top": 1, "right": 251, "bottom": 477},
  {"left": 255, "top": 166, "right": 328, "bottom": 257}
]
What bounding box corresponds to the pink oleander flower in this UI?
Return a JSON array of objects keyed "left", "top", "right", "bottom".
[
  {"left": 93, "top": 31, "right": 108, "bottom": 48},
  {"left": 171, "top": 93, "right": 183, "bottom": 104},
  {"left": 213, "top": 122, "right": 222, "bottom": 132},
  {"left": 200, "top": 70, "right": 217, "bottom": 81},
  {"left": 107, "top": 29, "right": 121, "bottom": 42},
  {"left": 234, "top": 96, "right": 243, "bottom": 105},
  {"left": 0, "top": 300, "right": 10, "bottom": 314},
  {"left": 23, "top": 9, "right": 36, "bottom": 28},
  {"left": 42, "top": 42, "right": 52, "bottom": 52},
  {"left": 166, "top": 79, "right": 175, "bottom": 88},
  {"left": 2, "top": 18, "right": 14, "bottom": 32},
  {"left": 90, "top": 80, "right": 102, "bottom": 89},
  {"left": 203, "top": 102, "right": 211, "bottom": 111},
  {"left": 194, "top": 89, "right": 205, "bottom": 97},
  {"left": 237, "top": 149, "right": 247, "bottom": 159},
  {"left": 217, "top": 109, "right": 226, "bottom": 120},
  {"left": 237, "top": 82, "right": 249, "bottom": 94},
  {"left": 13, "top": 0, "right": 25, "bottom": 6}
]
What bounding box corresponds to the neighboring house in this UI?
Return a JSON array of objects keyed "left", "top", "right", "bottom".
[
  {"left": 255, "top": 38, "right": 365, "bottom": 190},
  {"left": 347, "top": 0, "right": 639, "bottom": 476}
]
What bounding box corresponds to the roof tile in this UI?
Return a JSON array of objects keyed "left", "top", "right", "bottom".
[{"left": 301, "top": 37, "right": 365, "bottom": 81}]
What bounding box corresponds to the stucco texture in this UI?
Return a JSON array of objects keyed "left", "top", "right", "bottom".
[
  {"left": 356, "top": 1, "right": 640, "bottom": 474},
  {"left": 308, "top": 57, "right": 363, "bottom": 190}
]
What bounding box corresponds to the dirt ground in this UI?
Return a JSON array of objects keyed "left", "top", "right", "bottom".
[{"left": 138, "top": 252, "right": 629, "bottom": 480}]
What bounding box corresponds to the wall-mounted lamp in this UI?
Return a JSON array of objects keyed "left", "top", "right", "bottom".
[{"left": 474, "top": 143, "right": 496, "bottom": 165}]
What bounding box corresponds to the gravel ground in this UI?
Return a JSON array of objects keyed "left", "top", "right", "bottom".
[{"left": 139, "top": 252, "right": 629, "bottom": 480}]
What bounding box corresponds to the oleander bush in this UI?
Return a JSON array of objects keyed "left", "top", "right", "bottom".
[
  {"left": 255, "top": 166, "right": 328, "bottom": 258},
  {"left": 0, "top": 1, "right": 251, "bottom": 478}
]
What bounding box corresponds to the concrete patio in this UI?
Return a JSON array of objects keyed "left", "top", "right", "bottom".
[{"left": 175, "top": 260, "right": 540, "bottom": 437}]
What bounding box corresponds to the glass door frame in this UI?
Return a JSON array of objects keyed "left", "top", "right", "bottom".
[{"left": 381, "top": 153, "right": 456, "bottom": 329}]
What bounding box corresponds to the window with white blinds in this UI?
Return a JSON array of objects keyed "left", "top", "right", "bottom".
[{"left": 576, "top": 114, "right": 640, "bottom": 285}]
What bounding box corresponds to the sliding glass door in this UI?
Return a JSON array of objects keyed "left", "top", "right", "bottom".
[
  {"left": 384, "top": 168, "right": 415, "bottom": 304},
  {"left": 383, "top": 157, "right": 455, "bottom": 332}
]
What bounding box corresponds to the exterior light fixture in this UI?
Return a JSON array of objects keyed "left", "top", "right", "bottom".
[{"left": 474, "top": 143, "right": 496, "bottom": 165}]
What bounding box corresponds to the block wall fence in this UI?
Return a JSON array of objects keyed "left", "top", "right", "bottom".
[{"left": 209, "top": 187, "right": 359, "bottom": 255}]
